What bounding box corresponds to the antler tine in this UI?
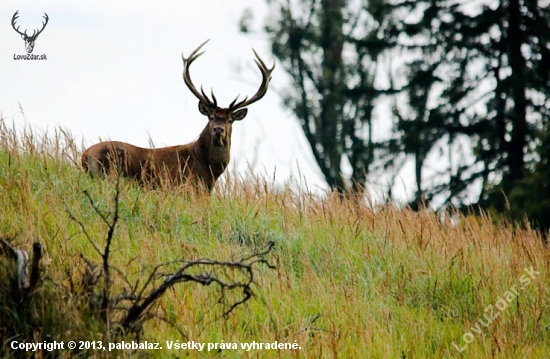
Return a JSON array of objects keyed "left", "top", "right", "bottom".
[
  {"left": 211, "top": 88, "right": 218, "bottom": 107},
  {"left": 11, "top": 10, "right": 19, "bottom": 25},
  {"left": 182, "top": 39, "right": 216, "bottom": 107},
  {"left": 11, "top": 11, "right": 25, "bottom": 36},
  {"left": 39, "top": 13, "right": 49, "bottom": 32},
  {"left": 230, "top": 49, "right": 275, "bottom": 110},
  {"left": 31, "top": 13, "right": 49, "bottom": 38},
  {"left": 229, "top": 95, "right": 242, "bottom": 109}
]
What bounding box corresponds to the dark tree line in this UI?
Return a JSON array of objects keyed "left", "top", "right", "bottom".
[
  {"left": 241, "top": 0, "right": 400, "bottom": 193},
  {"left": 240, "top": 0, "right": 550, "bottom": 234}
]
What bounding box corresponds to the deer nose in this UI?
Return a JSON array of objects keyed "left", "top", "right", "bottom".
[{"left": 213, "top": 127, "right": 224, "bottom": 136}]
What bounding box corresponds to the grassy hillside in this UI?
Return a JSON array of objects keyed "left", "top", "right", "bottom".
[{"left": 1, "top": 123, "right": 549, "bottom": 358}]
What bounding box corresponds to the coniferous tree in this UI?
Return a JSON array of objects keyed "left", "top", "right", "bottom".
[
  {"left": 243, "top": 0, "right": 396, "bottom": 193},
  {"left": 244, "top": 0, "right": 550, "bottom": 235}
]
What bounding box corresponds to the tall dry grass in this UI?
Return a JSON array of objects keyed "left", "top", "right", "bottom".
[{"left": 0, "top": 119, "right": 548, "bottom": 358}]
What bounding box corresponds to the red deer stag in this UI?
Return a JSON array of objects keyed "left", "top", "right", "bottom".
[{"left": 82, "top": 40, "right": 274, "bottom": 191}]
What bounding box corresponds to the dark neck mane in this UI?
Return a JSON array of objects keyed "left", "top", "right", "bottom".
[{"left": 196, "top": 126, "right": 231, "bottom": 178}]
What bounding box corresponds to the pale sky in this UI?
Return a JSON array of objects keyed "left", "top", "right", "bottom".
[{"left": 1, "top": 0, "right": 420, "bottom": 201}]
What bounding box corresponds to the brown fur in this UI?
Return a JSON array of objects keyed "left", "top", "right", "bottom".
[
  {"left": 82, "top": 108, "right": 243, "bottom": 191},
  {"left": 81, "top": 41, "right": 274, "bottom": 192}
]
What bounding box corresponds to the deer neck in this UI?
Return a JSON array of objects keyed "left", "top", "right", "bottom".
[{"left": 196, "top": 126, "right": 231, "bottom": 177}]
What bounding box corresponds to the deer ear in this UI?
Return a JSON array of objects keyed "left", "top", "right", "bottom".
[
  {"left": 198, "top": 102, "right": 214, "bottom": 116},
  {"left": 232, "top": 109, "right": 248, "bottom": 121}
]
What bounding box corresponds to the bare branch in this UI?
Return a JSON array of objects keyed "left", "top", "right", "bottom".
[
  {"left": 101, "top": 173, "right": 122, "bottom": 323},
  {"left": 70, "top": 172, "right": 275, "bottom": 338},
  {"left": 118, "top": 241, "right": 276, "bottom": 334},
  {"left": 66, "top": 210, "right": 103, "bottom": 256}
]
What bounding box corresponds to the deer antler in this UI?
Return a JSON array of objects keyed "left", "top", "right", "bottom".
[
  {"left": 229, "top": 49, "right": 275, "bottom": 110},
  {"left": 182, "top": 40, "right": 217, "bottom": 108},
  {"left": 33, "top": 13, "right": 49, "bottom": 38},
  {"left": 11, "top": 11, "right": 49, "bottom": 39},
  {"left": 11, "top": 11, "right": 25, "bottom": 37}
]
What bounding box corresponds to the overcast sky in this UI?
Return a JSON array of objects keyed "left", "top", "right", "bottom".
[{"left": 1, "top": 0, "right": 421, "bottom": 201}]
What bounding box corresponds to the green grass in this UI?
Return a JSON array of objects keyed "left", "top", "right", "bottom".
[{"left": 0, "top": 122, "right": 549, "bottom": 358}]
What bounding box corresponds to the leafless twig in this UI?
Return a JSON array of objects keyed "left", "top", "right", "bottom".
[{"left": 68, "top": 174, "right": 276, "bottom": 338}]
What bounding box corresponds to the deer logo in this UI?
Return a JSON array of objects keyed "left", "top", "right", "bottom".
[{"left": 12, "top": 11, "right": 49, "bottom": 54}]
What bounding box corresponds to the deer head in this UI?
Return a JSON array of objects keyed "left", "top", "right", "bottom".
[
  {"left": 12, "top": 11, "right": 49, "bottom": 54},
  {"left": 181, "top": 40, "right": 274, "bottom": 150}
]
